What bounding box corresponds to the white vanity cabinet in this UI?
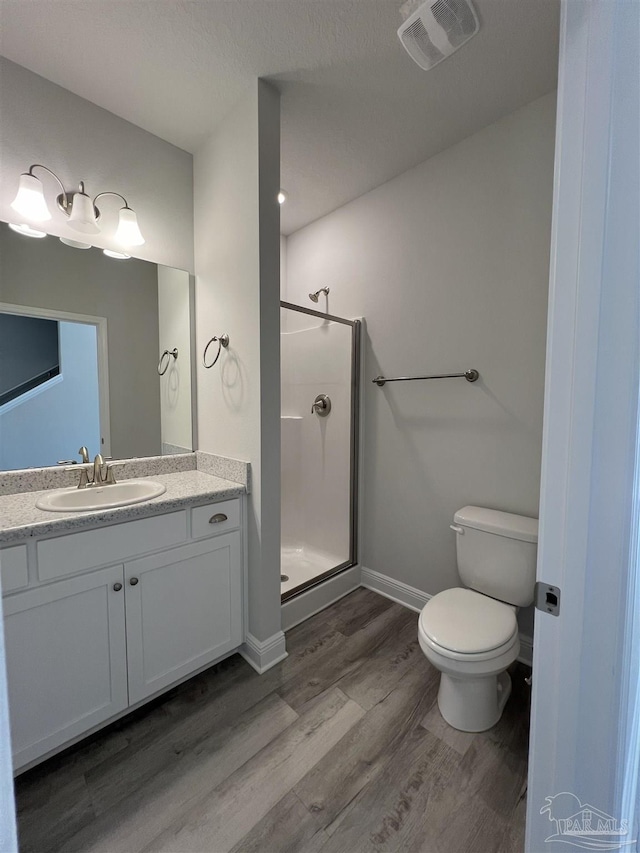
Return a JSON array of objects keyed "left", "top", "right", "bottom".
[
  {"left": 3, "top": 565, "right": 129, "bottom": 769},
  {"left": 1, "top": 496, "right": 245, "bottom": 771},
  {"left": 125, "top": 533, "right": 242, "bottom": 704}
]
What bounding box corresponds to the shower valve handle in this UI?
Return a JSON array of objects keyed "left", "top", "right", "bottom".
[{"left": 311, "top": 394, "right": 332, "bottom": 417}]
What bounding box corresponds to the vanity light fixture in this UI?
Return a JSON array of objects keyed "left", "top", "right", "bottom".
[
  {"left": 10, "top": 164, "right": 145, "bottom": 247},
  {"left": 103, "top": 249, "right": 131, "bottom": 260},
  {"left": 277, "top": 189, "right": 287, "bottom": 204},
  {"left": 7, "top": 222, "right": 47, "bottom": 239}
]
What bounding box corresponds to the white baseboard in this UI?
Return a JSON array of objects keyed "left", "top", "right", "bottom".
[
  {"left": 361, "top": 566, "right": 431, "bottom": 612},
  {"left": 239, "top": 631, "right": 288, "bottom": 674},
  {"left": 281, "top": 565, "right": 361, "bottom": 632},
  {"left": 518, "top": 634, "right": 533, "bottom": 667},
  {"left": 361, "top": 566, "right": 534, "bottom": 666}
]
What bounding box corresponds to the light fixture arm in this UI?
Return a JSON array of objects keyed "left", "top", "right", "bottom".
[
  {"left": 27, "top": 164, "right": 70, "bottom": 211},
  {"left": 93, "top": 191, "right": 130, "bottom": 211}
]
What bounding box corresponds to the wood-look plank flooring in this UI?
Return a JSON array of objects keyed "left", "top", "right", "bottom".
[{"left": 14, "top": 588, "right": 531, "bottom": 853}]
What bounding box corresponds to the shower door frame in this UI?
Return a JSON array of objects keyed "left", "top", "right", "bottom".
[{"left": 280, "top": 301, "right": 361, "bottom": 600}]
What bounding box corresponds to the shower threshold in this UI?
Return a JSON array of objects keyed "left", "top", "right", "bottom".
[{"left": 281, "top": 546, "right": 352, "bottom": 600}]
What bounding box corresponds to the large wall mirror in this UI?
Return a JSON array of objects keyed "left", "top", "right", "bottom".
[{"left": 0, "top": 222, "right": 195, "bottom": 471}]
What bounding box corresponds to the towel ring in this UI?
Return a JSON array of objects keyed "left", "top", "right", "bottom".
[
  {"left": 203, "top": 334, "right": 230, "bottom": 368},
  {"left": 157, "top": 348, "right": 178, "bottom": 376}
]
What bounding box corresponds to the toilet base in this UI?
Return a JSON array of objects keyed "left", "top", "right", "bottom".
[{"left": 437, "top": 670, "right": 512, "bottom": 732}]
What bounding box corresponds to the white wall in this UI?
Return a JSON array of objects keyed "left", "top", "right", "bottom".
[
  {"left": 0, "top": 57, "right": 193, "bottom": 273},
  {"left": 284, "top": 94, "right": 556, "bottom": 623},
  {"left": 0, "top": 321, "right": 100, "bottom": 470},
  {"left": 157, "top": 267, "right": 193, "bottom": 454},
  {"left": 195, "top": 80, "right": 281, "bottom": 643},
  {"left": 281, "top": 318, "right": 352, "bottom": 564}
]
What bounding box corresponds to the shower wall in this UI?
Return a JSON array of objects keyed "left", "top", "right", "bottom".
[{"left": 281, "top": 313, "right": 352, "bottom": 568}]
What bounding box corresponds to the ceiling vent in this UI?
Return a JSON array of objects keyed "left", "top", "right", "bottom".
[{"left": 397, "top": 0, "right": 479, "bottom": 71}]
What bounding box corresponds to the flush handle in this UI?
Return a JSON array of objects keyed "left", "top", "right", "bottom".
[{"left": 450, "top": 524, "right": 465, "bottom": 535}]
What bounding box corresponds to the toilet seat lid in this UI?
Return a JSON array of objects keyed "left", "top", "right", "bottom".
[{"left": 420, "top": 588, "right": 517, "bottom": 654}]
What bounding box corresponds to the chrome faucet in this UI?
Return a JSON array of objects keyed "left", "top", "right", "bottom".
[
  {"left": 93, "top": 454, "right": 106, "bottom": 484},
  {"left": 57, "top": 446, "right": 91, "bottom": 466},
  {"left": 95, "top": 455, "right": 117, "bottom": 485},
  {"left": 93, "top": 453, "right": 104, "bottom": 486},
  {"left": 77, "top": 454, "right": 117, "bottom": 489}
]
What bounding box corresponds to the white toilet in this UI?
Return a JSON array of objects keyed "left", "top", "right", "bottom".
[{"left": 418, "top": 505, "right": 538, "bottom": 732}]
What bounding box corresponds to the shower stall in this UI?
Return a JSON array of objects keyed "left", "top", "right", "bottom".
[{"left": 280, "top": 301, "right": 360, "bottom": 599}]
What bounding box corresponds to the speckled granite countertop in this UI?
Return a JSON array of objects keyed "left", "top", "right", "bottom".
[{"left": 0, "top": 470, "right": 245, "bottom": 545}]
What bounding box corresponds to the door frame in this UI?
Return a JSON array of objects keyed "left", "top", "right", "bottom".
[
  {"left": 0, "top": 605, "right": 16, "bottom": 850},
  {"left": 0, "top": 301, "right": 111, "bottom": 457},
  {"left": 525, "top": 0, "right": 640, "bottom": 849}
]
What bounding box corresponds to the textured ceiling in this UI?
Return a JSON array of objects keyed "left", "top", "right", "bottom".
[{"left": 0, "top": 0, "right": 559, "bottom": 234}]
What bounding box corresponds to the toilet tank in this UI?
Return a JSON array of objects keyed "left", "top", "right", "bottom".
[{"left": 453, "top": 506, "right": 538, "bottom": 606}]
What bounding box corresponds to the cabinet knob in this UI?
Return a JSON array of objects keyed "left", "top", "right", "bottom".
[
  {"left": 209, "top": 513, "right": 228, "bottom": 524},
  {"left": 129, "top": 577, "right": 139, "bottom": 586},
  {"left": 113, "top": 582, "right": 123, "bottom": 592}
]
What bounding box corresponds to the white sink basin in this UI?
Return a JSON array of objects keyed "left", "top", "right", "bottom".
[{"left": 36, "top": 479, "right": 167, "bottom": 513}]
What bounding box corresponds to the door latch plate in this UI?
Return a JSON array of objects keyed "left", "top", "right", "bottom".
[{"left": 535, "top": 582, "right": 561, "bottom": 616}]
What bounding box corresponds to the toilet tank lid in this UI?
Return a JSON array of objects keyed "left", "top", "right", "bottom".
[{"left": 454, "top": 506, "right": 538, "bottom": 543}]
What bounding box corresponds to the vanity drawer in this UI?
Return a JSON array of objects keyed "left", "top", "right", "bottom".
[
  {"left": 1, "top": 545, "right": 29, "bottom": 593},
  {"left": 37, "top": 511, "right": 188, "bottom": 582},
  {"left": 191, "top": 499, "right": 240, "bottom": 540}
]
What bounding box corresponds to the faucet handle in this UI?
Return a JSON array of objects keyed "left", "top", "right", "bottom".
[
  {"left": 77, "top": 468, "right": 91, "bottom": 489},
  {"left": 105, "top": 465, "right": 118, "bottom": 485}
]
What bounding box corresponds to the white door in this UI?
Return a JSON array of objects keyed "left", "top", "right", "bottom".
[
  {"left": 526, "top": 1, "right": 640, "bottom": 849},
  {"left": 3, "top": 565, "right": 128, "bottom": 769},
  {"left": 125, "top": 533, "right": 243, "bottom": 704}
]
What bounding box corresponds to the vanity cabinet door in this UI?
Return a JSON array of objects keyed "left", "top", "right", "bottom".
[
  {"left": 125, "top": 533, "right": 242, "bottom": 704},
  {"left": 3, "top": 565, "right": 128, "bottom": 769}
]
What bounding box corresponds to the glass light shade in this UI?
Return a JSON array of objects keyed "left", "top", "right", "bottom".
[
  {"left": 10, "top": 173, "right": 52, "bottom": 222},
  {"left": 103, "top": 249, "right": 131, "bottom": 260},
  {"left": 60, "top": 237, "right": 91, "bottom": 249},
  {"left": 8, "top": 222, "right": 48, "bottom": 238},
  {"left": 114, "top": 207, "right": 145, "bottom": 246},
  {"left": 68, "top": 191, "right": 100, "bottom": 234}
]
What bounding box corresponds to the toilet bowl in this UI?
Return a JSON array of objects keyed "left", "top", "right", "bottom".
[
  {"left": 419, "top": 587, "right": 520, "bottom": 731},
  {"left": 418, "top": 506, "right": 538, "bottom": 733}
]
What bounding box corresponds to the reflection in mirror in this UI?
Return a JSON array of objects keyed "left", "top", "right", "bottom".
[{"left": 0, "top": 222, "right": 194, "bottom": 471}]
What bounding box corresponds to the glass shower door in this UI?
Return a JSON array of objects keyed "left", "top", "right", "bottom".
[{"left": 280, "top": 301, "right": 360, "bottom": 599}]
